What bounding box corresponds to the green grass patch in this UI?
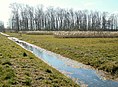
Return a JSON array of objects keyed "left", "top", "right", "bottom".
[
  {"left": 0, "top": 34, "right": 79, "bottom": 86},
  {"left": 7, "top": 33, "right": 118, "bottom": 78}
]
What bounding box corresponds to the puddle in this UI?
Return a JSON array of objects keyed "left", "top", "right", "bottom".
[{"left": 8, "top": 37, "right": 118, "bottom": 87}]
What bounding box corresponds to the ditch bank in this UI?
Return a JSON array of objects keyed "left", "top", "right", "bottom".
[{"left": 6, "top": 36, "right": 118, "bottom": 87}]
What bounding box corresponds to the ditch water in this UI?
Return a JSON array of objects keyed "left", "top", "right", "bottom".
[{"left": 8, "top": 37, "right": 118, "bottom": 87}]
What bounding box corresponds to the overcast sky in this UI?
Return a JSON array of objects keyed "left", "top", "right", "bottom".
[{"left": 0, "top": 0, "right": 118, "bottom": 27}]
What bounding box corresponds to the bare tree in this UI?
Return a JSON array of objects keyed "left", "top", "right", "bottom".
[
  {"left": 10, "top": 3, "right": 20, "bottom": 32},
  {"left": 10, "top": 3, "right": 118, "bottom": 31}
]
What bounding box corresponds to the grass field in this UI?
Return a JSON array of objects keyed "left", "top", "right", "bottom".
[
  {"left": 0, "top": 34, "right": 79, "bottom": 86},
  {"left": 7, "top": 33, "right": 118, "bottom": 79}
]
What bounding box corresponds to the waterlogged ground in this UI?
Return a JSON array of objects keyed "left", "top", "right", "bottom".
[
  {"left": 0, "top": 34, "right": 79, "bottom": 86},
  {"left": 7, "top": 33, "right": 118, "bottom": 79}
]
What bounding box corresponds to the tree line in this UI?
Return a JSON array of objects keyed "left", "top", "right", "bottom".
[
  {"left": 9, "top": 3, "right": 118, "bottom": 31},
  {"left": 0, "top": 21, "right": 4, "bottom": 32}
]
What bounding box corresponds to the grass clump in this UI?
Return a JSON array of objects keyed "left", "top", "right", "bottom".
[
  {"left": 23, "top": 76, "right": 32, "bottom": 86},
  {"left": 46, "top": 69, "right": 52, "bottom": 73},
  {"left": 2, "top": 61, "right": 12, "bottom": 66},
  {"left": 23, "top": 52, "right": 27, "bottom": 57},
  {"left": 0, "top": 53, "right": 2, "bottom": 56}
]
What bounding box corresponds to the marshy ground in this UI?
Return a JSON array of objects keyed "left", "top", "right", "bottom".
[{"left": 0, "top": 34, "right": 79, "bottom": 86}]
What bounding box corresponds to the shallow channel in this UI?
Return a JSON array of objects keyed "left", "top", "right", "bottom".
[{"left": 8, "top": 37, "right": 118, "bottom": 87}]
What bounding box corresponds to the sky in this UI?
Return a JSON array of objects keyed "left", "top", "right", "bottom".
[{"left": 0, "top": 0, "right": 118, "bottom": 27}]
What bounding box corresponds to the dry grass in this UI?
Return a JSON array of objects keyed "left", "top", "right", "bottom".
[
  {"left": 53, "top": 31, "right": 118, "bottom": 38},
  {"left": 19, "top": 31, "right": 118, "bottom": 38},
  {"left": 19, "top": 31, "right": 53, "bottom": 35}
]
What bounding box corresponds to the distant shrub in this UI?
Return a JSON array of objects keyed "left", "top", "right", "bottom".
[
  {"left": 53, "top": 31, "right": 118, "bottom": 38},
  {"left": 25, "top": 31, "right": 53, "bottom": 35},
  {"left": 18, "top": 31, "right": 27, "bottom": 34}
]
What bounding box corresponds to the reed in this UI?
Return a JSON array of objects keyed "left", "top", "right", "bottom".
[{"left": 53, "top": 31, "right": 118, "bottom": 38}]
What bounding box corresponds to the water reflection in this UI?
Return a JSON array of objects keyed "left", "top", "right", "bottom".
[{"left": 9, "top": 37, "right": 118, "bottom": 87}]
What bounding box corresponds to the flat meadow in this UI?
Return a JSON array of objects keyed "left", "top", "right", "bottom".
[
  {"left": 7, "top": 32, "right": 118, "bottom": 79},
  {"left": 0, "top": 34, "right": 78, "bottom": 86}
]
